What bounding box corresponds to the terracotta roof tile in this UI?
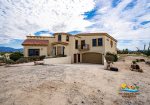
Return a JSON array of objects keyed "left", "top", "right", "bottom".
[{"left": 22, "top": 39, "right": 49, "bottom": 45}]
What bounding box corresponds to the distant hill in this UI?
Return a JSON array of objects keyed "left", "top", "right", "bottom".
[{"left": 0, "top": 47, "right": 23, "bottom": 52}]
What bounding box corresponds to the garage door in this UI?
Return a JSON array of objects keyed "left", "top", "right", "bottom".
[{"left": 82, "top": 52, "right": 102, "bottom": 64}]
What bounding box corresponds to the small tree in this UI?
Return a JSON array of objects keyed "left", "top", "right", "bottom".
[{"left": 10, "top": 52, "right": 23, "bottom": 61}]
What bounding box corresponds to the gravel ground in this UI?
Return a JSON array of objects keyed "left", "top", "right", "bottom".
[{"left": 0, "top": 56, "right": 150, "bottom": 105}]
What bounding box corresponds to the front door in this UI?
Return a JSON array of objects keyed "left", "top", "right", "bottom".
[
  {"left": 78, "top": 54, "right": 80, "bottom": 62},
  {"left": 74, "top": 54, "right": 77, "bottom": 63},
  {"left": 57, "top": 46, "right": 61, "bottom": 55}
]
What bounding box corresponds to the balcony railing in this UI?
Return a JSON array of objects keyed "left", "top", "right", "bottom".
[{"left": 78, "top": 44, "right": 90, "bottom": 51}]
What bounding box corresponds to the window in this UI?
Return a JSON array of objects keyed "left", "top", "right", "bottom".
[
  {"left": 66, "top": 35, "right": 69, "bottom": 41},
  {"left": 92, "top": 39, "right": 97, "bottom": 46},
  {"left": 81, "top": 40, "right": 85, "bottom": 49},
  {"left": 98, "top": 38, "right": 103, "bottom": 46},
  {"left": 28, "top": 49, "right": 40, "bottom": 56},
  {"left": 110, "top": 40, "right": 113, "bottom": 47},
  {"left": 58, "top": 34, "right": 61, "bottom": 41},
  {"left": 75, "top": 40, "right": 78, "bottom": 49}
]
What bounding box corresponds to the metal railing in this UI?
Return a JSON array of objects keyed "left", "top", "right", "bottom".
[{"left": 78, "top": 44, "right": 90, "bottom": 51}]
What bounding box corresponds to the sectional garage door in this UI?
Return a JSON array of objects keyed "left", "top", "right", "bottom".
[{"left": 82, "top": 52, "right": 102, "bottom": 64}]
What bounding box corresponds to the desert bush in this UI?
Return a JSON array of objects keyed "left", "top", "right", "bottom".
[
  {"left": 5, "top": 59, "right": 15, "bottom": 64},
  {"left": 10, "top": 52, "right": 23, "bottom": 61},
  {"left": 136, "top": 59, "right": 139, "bottom": 62},
  {"left": 132, "top": 61, "right": 137, "bottom": 64}
]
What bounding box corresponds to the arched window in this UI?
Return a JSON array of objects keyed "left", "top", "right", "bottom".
[{"left": 58, "top": 34, "right": 61, "bottom": 41}]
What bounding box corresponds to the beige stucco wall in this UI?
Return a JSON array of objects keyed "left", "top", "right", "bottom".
[
  {"left": 23, "top": 33, "right": 117, "bottom": 64},
  {"left": 44, "top": 56, "right": 71, "bottom": 64},
  {"left": 53, "top": 34, "right": 81, "bottom": 63},
  {"left": 79, "top": 35, "right": 105, "bottom": 54},
  {"left": 68, "top": 36, "right": 80, "bottom": 63},
  {"left": 23, "top": 46, "right": 48, "bottom": 57},
  {"left": 78, "top": 35, "right": 105, "bottom": 64},
  {"left": 104, "top": 36, "right": 117, "bottom": 54},
  {"left": 26, "top": 36, "right": 55, "bottom": 56}
]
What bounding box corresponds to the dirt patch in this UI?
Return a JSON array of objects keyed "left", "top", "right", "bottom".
[{"left": 0, "top": 56, "right": 150, "bottom": 105}]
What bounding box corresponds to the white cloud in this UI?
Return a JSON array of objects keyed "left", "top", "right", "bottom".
[
  {"left": 0, "top": 0, "right": 95, "bottom": 41},
  {"left": 85, "top": 0, "right": 150, "bottom": 50},
  {"left": 0, "top": 0, "right": 149, "bottom": 50}
]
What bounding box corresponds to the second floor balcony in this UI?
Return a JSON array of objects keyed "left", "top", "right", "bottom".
[{"left": 78, "top": 44, "right": 90, "bottom": 51}]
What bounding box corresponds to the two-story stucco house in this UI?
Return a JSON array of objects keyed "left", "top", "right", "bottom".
[{"left": 22, "top": 33, "right": 117, "bottom": 64}]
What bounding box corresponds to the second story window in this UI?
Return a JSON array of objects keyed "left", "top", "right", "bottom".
[
  {"left": 58, "top": 34, "right": 61, "bottom": 41},
  {"left": 110, "top": 40, "right": 113, "bottom": 48},
  {"left": 75, "top": 40, "right": 78, "bottom": 49},
  {"left": 92, "top": 39, "right": 97, "bottom": 46},
  {"left": 66, "top": 35, "right": 69, "bottom": 41},
  {"left": 98, "top": 38, "right": 103, "bottom": 46}
]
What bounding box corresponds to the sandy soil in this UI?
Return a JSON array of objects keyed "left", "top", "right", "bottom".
[{"left": 0, "top": 56, "right": 150, "bottom": 105}]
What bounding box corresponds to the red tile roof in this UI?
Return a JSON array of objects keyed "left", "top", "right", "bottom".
[{"left": 22, "top": 39, "right": 49, "bottom": 46}]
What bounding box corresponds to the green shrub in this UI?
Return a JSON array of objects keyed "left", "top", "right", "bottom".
[
  {"left": 10, "top": 52, "right": 23, "bottom": 61},
  {"left": 28, "top": 56, "right": 46, "bottom": 61},
  {"left": 105, "top": 52, "right": 118, "bottom": 62},
  {"left": 16, "top": 57, "right": 29, "bottom": 63},
  {"left": 28, "top": 56, "right": 40, "bottom": 61},
  {"left": 143, "top": 50, "right": 150, "bottom": 56},
  {"left": 0, "top": 57, "right": 4, "bottom": 63},
  {"left": 105, "top": 55, "right": 114, "bottom": 62},
  {"left": 39, "top": 55, "right": 46, "bottom": 60}
]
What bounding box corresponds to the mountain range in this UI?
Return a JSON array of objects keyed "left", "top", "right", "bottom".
[{"left": 0, "top": 47, "right": 23, "bottom": 52}]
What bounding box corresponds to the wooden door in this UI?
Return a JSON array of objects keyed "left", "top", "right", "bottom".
[{"left": 74, "top": 54, "right": 77, "bottom": 63}]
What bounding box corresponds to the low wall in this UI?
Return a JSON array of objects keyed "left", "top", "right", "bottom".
[{"left": 44, "top": 56, "right": 71, "bottom": 64}]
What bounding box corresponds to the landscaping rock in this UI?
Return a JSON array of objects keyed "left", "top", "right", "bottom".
[
  {"left": 145, "top": 61, "right": 150, "bottom": 65},
  {"left": 110, "top": 67, "right": 118, "bottom": 72},
  {"left": 130, "top": 64, "right": 143, "bottom": 72}
]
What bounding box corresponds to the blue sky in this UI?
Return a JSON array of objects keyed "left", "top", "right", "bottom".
[{"left": 0, "top": 0, "right": 150, "bottom": 50}]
